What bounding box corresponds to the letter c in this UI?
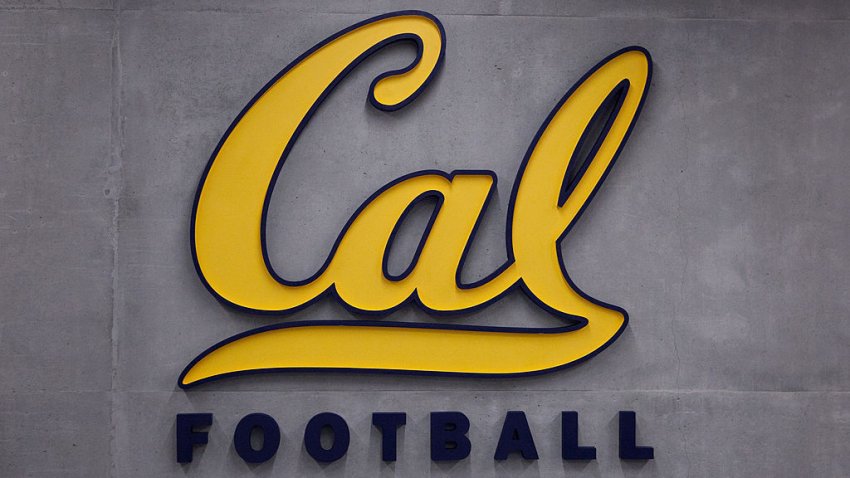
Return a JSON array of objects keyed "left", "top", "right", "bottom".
[{"left": 192, "top": 12, "right": 444, "bottom": 312}]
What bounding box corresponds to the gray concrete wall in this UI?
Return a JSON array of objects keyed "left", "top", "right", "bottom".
[{"left": 2, "top": 1, "right": 849, "bottom": 476}]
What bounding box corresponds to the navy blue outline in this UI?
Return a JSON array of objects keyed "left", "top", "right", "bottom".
[
  {"left": 182, "top": 10, "right": 653, "bottom": 389},
  {"left": 382, "top": 190, "right": 443, "bottom": 281},
  {"left": 558, "top": 80, "right": 629, "bottom": 208}
]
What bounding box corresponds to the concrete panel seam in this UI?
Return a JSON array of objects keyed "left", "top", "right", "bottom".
[
  {"left": 112, "top": 8, "right": 850, "bottom": 23},
  {"left": 108, "top": 2, "right": 123, "bottom": 478}
]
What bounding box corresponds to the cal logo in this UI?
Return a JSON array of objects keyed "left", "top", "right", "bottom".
[{"left": 179, "top": 11, "right": 652, "bottom": 388}]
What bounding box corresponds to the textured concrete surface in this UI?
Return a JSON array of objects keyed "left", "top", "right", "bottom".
[
  {"left": 2, "top": 1, "right": 850, "bottom": 477},
  {"left": 114, "top": 390, "right": 850, "bottom": 477},
  {"left": 0, "top": 9, "right": 115, "bottom": 477}
]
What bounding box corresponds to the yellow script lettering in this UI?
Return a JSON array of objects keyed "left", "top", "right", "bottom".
[{"left": 181, "top": 12, "right": 651, "bottom": 387}]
